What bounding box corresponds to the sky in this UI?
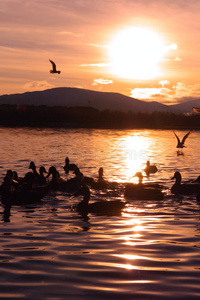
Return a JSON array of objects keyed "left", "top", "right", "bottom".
[{"left": 1, "top": 0, "right": 200, "bottom": 105}]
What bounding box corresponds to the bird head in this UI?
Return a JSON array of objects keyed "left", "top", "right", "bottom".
[
  {"left": 29, "top": 161, "right": 36, "bottom": 170},
  {"left": 171, "top": 171, "right": 181, "bottom": 181}
]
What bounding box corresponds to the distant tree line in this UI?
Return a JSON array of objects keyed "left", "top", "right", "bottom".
[{"left": 0, "top": 105, "right": 199, "bottom": 129}]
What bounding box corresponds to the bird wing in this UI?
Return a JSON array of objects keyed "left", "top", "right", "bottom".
[
  {"left": 181, "top": 129, "right": 193, "bottom": 145},
  {"left": 173, "top": 131, "right": 181, "bottom": 146},
  {"left": 193, "top": 107, "right": 200, "bottom": 113},
  {"left": 49, "top": 59, "right": 56, "bottom": 71}
]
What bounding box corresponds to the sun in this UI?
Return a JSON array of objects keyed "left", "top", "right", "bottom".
[{"left": 108, "top": 27, "right": 169, "bottom": 80}]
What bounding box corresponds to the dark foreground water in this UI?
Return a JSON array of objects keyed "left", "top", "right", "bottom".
[{"left": 0, "top": 128, "right": 200, "bottom": 299}]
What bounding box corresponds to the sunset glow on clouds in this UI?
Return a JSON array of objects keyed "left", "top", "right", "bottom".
[
  {"left": 1, "top": 0, "right": 200, "bottom": 104},
  {"left": 92, "top": 79, "right": 113, "bottom": 85},
  {"left": 130, "top": 82, "right": 200, "bottom": 105}
]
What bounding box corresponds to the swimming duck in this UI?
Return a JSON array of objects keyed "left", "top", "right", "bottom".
[
  {"left": 47, "top": 166, "right": 82, "bottom": 192},
  {"left": 124, "top": 172, "right": 165, "bottom": 200},
  {"left": 63, "top": 157, "right": 78, "bottom": 174},
  {"left": 1, "top": 172, "right": 45, "bottom": 205},
  {"left": 0, "top": 170, "right": 19, "bottom": 189},
  {"left": 38, "top": 166, "right": 48, "bottom": 185},
  {"left": 28, "top": 161, "right": 41, "bottom": 182},
  {"left": 173, "top": 130, "right": 193, "bottom": 149},
  {"left": 91, "top": 167, "right": 108, "bottom": 189},
  {"left": 74, "top": 185, "right": 125, "bottom": 215},
  {"left": 82, "top": 167, "right": 103, "bottom": 186},
  {"left": 144, "top": 161, "right": 158, "bottom": 175},
  {"left": 49, "top": 59, "right": 61, "bottom": 74},
  {"left": 171, "top": 171, "right": 200, "bottom": 195},
  {"left": 15, "top": 173, "right": 46, "bottom": 204}
]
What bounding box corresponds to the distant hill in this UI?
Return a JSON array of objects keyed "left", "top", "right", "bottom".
[
  {"left": 170, "top": 98, "right": 200, "bottom": 113},
  {"left": 0, "top": 87, "right": 199, "bottom": 113}
]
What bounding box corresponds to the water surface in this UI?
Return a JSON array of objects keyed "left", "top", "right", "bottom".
[{"left": 0, "top": 128, "right": 200, "bottom": 299}]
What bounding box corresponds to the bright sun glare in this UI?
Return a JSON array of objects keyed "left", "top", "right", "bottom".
[{"left": 108, "top": 27, "right": 170, "bottom": 80}]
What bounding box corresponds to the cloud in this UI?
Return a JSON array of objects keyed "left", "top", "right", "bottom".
[
  {"left": 87, "top": 43, "right": 108, "bottom": 48},
  {"left": 173, "top": 82, "right": 200, "bottom": 99},
  {"left": 168, "top": 44, "right": 177, "bottom": 50},
  {"left": 24, "top": 81, "right": 54, "bottom": 91},
  {"left": 174, "top": 57, "right": 182, "bottom": 61},
  {"left": 80, "top": 63, "right": 110, "bottom": 67},
  {"left": 159, "top": 80, "right": 170, "bottom": 87},
  {"left": 130, "top": 87, "right": 172, "bottom": 100},
  {"left": 92, "top": 78, "right": 113, "bottom": 85},
  {"left": 130, "top": 82, "right": 200, "bottom": 104}
]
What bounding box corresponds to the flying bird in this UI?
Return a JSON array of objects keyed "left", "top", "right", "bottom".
[
  {"left": 173, "top": 129, "right": 193, "bottom": 148},
  {"left": 49, "top": 59, "right": 61, "bottom": 74},
  {"left": 193, "top": 107, "right": 200, "bottom": 113}
]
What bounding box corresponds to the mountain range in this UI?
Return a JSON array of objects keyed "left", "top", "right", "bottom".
[{"left": 0, "top": 87, "right": 200, "bottom": 113}]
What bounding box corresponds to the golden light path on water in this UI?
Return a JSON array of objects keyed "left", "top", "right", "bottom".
[{"left": 117, "top": 133, "right": 152, "bottom": 182}]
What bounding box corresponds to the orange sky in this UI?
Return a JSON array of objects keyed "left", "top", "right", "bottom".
[{"left": 1, "top": 0, "right": 200, "bottom": 105}]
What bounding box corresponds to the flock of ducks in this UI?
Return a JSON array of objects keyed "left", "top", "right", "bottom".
[{"left": 1, "top": 156, "right": 200, "bottom": 220}]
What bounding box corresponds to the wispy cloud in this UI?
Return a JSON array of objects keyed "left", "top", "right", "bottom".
[
  {"left": 174, "top": 57, "right": 182, "bottom": 61},
  {"left": 80, "top": 63, "right": 110, "bottom": 67},
  {"left": 92, "top": 78, "right": 113, "bottom": 85},
  {"left": 87, "top": 43, "right": 108, "bottom": 48},
  {"left": 24, "top": 81, "right": 54, "bottom": 91}
]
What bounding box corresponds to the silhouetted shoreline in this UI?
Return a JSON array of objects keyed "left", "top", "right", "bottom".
[{"left": 0, "top": 105, "right": 200, "bottom": 129}]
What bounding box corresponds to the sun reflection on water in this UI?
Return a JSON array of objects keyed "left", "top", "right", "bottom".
[
  {"left": 118, "top": 134, "right": 151, "bottom": 182},
  {"left": 113, "top": 254, "right": 150, "bottom": 261}
]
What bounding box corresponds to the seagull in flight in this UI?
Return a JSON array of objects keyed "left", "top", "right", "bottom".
[
  {"left": 173, "top": 129, "right": 193, "bottom": 148},
  {"left": 49, "top": 59, "right": 61, "bottom": 74}
]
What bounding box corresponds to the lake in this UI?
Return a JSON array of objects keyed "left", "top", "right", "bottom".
[{"left": 0, "top": 127, "right": 200, "bottom": 299}]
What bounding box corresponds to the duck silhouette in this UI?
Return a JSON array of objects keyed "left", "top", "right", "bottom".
[
  {"left": 38, "top": 166, "right": 48, "bottom": 185},
  {"left": 63, "top": 157, "right": 78, "bottom": 174},
  {"left": 173, "top": 130, "right": 193, "bottom": 148},
  {"left": 83, "top": 167, "right": 119, "bottom": 190},
  {"left": 49, "top": 59, "right": 61, "bottom": 74},
  {"left": 171, "top": 171, "right": 200, "bottom": 195},
  {"left": 74, "top": 185, "right": 125, "bottom": 216},
  {"left": 124, "top": 172, "right": 165, "bottom": 200},
  {"left": 1, "top": 173, "right": 45, "bottom": 205},
  {"left": 28, "top": 161, "right": 41, "bottom": 182},
  {"left": 0, "top": 170, "right": 19, "bottom": 190},
  {"left": 91, "top": 167, "right": 109, "bottom": 190},
  {"left": 47, "top": 166, "right": 82, "bottom": 192},
  {"left": 144, "top": 161, "right": 158, "bottom": 175}
]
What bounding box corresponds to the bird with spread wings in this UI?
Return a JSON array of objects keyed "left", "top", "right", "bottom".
[
  {"left": 49, "top": 59, "right": 61, "bottom": 74},
  {"left": 173, "top": 129, "right": 193, "bottom": 148}
]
